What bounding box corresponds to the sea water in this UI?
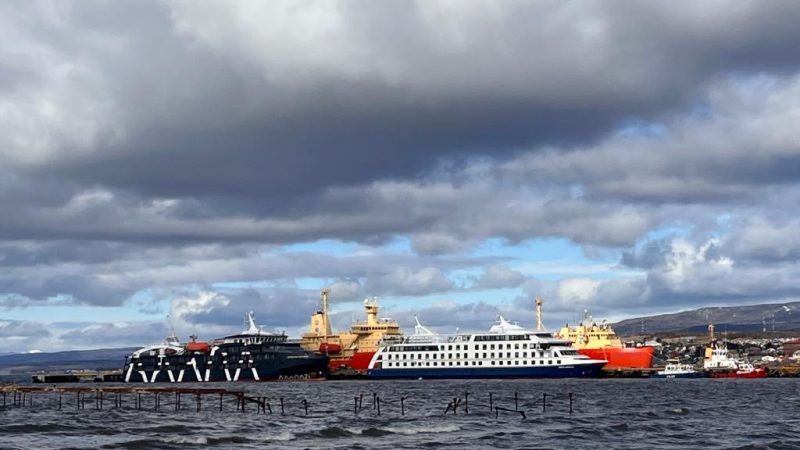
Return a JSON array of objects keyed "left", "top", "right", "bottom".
[{"left": 1, "top": 378, "right": 799, "bottom": 449}]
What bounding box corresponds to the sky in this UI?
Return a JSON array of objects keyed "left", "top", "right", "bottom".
[{"left": 3, "top": 1, "right": 800, "bottom": 352}]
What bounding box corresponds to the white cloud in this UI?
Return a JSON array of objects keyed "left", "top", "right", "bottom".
[{"left": 557, "top": 278, "right": 600, "bottom": 303}]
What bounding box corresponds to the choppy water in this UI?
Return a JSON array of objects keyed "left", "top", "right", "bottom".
[{"left": 2, "top": 378, "right": 800, "bottom": 449}]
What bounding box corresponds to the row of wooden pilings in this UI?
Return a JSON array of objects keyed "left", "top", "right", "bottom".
[{"left": 1, "top": 385, "right": 574, "bottom": 420}]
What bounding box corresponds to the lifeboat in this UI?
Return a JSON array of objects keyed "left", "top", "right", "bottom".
[
  {"left": 319, "top": 342, "right": 341, "bottom": 354},
  {"left": 186, "top": 341, "right": 211, "bottom": 353}
]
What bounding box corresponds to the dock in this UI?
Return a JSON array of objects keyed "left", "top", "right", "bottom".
[
  {"left": 31, "top": 369, "right": 123, "bottom": 384},
  {"left": 600, "top": 367, "right": 660, "bottom": 378}
]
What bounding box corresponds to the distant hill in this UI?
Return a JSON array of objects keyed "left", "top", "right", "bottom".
[
  {"left": 613, "top": 302, "right": 800, "bottom": 336},
  {"left": 0, "top": 348, "right": 135, "bottom": 374}
]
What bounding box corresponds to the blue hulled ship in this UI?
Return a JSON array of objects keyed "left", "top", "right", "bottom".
[{"left": 123, "top": 312, "right": 328, "bottom": 383}]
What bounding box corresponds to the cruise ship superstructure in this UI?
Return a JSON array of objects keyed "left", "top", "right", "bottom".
[{"left": 366, "top": 313, "right": 606, "bottom": 379}]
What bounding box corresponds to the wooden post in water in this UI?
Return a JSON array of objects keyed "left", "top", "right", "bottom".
[
  {"left": 400, "top": 396, "right": 405, "bottom": 416},
  {"left": 196, "top": 393, "right": 201, "bottom": 412},
  {"left": 302, "top": 398, "right": 308, "bottom": 416},
  {"left": 569, "top": 392, "right": 573, "bottom": 414},
  {"left": 542, "top": 393, "right": 547, "bottom": 413},
  {"left": 280, "top": 397, "right": 284, "bottom": 415}
]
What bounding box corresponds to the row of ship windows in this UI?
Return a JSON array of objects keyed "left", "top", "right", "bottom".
[
  {"left": 388, "top": 343, "right": 550, "bottom": 352},
  {"left": 384, "top": 352, "right": 551, "bottom": 360},
  {"left": 385, "top": 359, "right": 563, "bottom": 368}
]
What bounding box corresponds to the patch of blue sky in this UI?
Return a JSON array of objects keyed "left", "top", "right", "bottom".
[
  {"left": 615, "top": 119, "right": 667, "bottom": 139},
  {"left": 470, "top": 237, "right": 630, "bottom": 280},
  {"left": 380, "top": 236, "right": 412, "bottom": 254},
  {"left": 279, "top": 239, "right": 359, "bottom": 256},
  {"left": 293, "top": 277, "right": 329, "bottom": 290},
  {"left": 636, "top": 222, "right": 695, "bottom": 245}
]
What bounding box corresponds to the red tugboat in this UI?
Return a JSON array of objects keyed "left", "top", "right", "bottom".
[{"left": 704, "top": 324, "right": 767, "bottom": 378}]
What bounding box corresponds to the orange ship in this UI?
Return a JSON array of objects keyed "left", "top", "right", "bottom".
[
  {"left": 300, "top": 289, "right": 403, "bottom": 374},
  {"left": 556, "top": 308, "right": 654, "bottom": 369}
]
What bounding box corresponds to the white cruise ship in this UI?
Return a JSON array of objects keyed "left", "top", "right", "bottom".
[{"left": 366, "top": 315, "right": 606, "bottom": 379}]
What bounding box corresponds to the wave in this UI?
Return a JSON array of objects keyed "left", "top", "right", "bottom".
[{"left": 311, "top": 423, "right": 460, "bottom": 439}]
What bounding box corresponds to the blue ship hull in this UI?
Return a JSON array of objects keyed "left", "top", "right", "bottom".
[{"left": 367, "top": 362, "right": 605, "bottom": 379}]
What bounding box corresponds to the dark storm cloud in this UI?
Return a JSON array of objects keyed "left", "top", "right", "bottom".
[
  {"left": 4, "top": 0, "right": 800, "bottom": 337},
  {"left": 5, "top": 1, "right": 800, "bottom": 215},
  {"left": 0, "top": 319, "right": 51, "bottom": 339},
  {"left": 0, "top": 247, "right": 491, "bottom": 306},
  {"left": 473, "top": 265, "right": 526, "bottom": 289},
  {"left": 175, "top": 287, "right": 318, "bottom": 330}
]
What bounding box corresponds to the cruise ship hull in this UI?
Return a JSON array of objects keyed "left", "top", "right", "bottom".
[
  {"left": 367, "top": 362, "right": 606, "bottom": 379},
  {"left": 579, "top": 347, "right": 654, "bottom": 369}
]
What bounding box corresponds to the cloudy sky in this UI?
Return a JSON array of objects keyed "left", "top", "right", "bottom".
[{"left": 2, "top": 0, "right": 800, "bottom": 352}]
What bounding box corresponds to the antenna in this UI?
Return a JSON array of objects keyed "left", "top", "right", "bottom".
[{"left": 166, "top": 314, "right": 177, "bottom": 338}]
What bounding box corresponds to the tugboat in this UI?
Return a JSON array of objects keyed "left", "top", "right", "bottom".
[
  {"left": 652, "top": 359, "right": 704, "bottom": 379},
  {"left": 123, "top": 312, "right": 329, "bottom": 383},
  {"left": 556, "top": 306, "right": 654, "bottom": 369},
  {"left": 703, "top": 324, "right": 767, "bottom": 379},
  {"left": 366, "top": 303, "right": 606, "bottom": 379},
  {"left": 300, "top": 289, "right": 403, "bottom": 376}
]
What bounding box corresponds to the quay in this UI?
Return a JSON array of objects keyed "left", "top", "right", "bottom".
[
  {"left": 31, "top": 369, "right": 123, "bottom": 384},
  {"left": 601, "top": 367, "right": 660, "bottom": 378}
]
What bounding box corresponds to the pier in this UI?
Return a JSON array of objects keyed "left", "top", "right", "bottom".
[
  {"left": 0, "top": 384, "right": 577, "bottom": 420},
  {"left": 0, "top": 384, "right": 259, "bottom": 412}
]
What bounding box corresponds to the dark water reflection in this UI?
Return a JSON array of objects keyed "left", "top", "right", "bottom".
[{"left": 2, "top": 378, "right": 799, "bottom": 449}]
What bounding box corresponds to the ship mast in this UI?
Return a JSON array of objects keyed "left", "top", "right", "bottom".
[
  {"left": 535, "top": 298, "right": 544, "bottom": 331},
  {"left": 320, "top": 288, "right": 332, "bottom": 336}
]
